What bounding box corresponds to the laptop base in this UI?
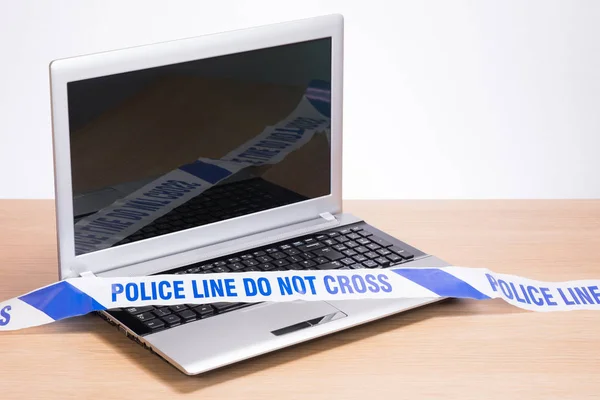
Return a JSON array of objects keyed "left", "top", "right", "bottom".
[{"left": 100, "top": 216, "right": 448, "bottom": 375}]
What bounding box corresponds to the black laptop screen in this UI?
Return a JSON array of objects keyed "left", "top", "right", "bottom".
[{"left": 67, "top": 38, "right": 332, "bottom": 256}]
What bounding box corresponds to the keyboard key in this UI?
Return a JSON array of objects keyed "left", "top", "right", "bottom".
[
  {"left": 299, "top": 260, "right": 316, "bottom": 268},
  {"left": 212, "top": 302, "right": 248, "bottom": 313},
  {"left": 387, "top": 254, "right": 403, "bottom": 262},
  {"left": 376, "top": 248, "right": 392, "bottom": 256},
  {"left": 240, "top": 254, "right": 254, "bottom": 260},
  {"left": 357, "top": 238, "right": 371, "bottom": 245},
  {"left": 162, "top": 314, "right": 182, "bottom": 327},
  {"left": 178, "top": 309, "right": 197, "bottom": 322},
  {"left": 169, "top": 305, "right": 188, "bottom": 313},
  {"left": 227, "top": 257, "right": 241, "bottom": 263},
  {"left": 284, "top": 248, "right": 300, "bottom": 256},
  {"left": 242, "top": 259, "right": 259, "bottom": 267},
  {"left": 374, "top": 257, "right": 391, "bottom": 266},
  {"left": 304, "top": 238, "right": 316, "bottom": 244},
  {"left": 353, "top": 254, "right": 368, "bottom": 262},
  {"left": 336, "top": 236, "right": 349, "bottom": 243},
  {"left": 362, "top": 260, "right": 378, "bottom": 268},
  {"left": 259, "top": 263, "right": 275, "bottom": 271},
  {"left": 314, "top": 256, "right": 329, "bottom": 264},
  {"left": 364, "top": 251, "right": 378, "bottom": 259},
  {"left": 359, "top": 231, "right": 373, "bottom": 237},
  {"left": 253, "top": 250, "right": 266, "bottom": 256},
  {"left": 144, "top": 319, "right": 165, "bottom": 331},
  {"left": 280, "top": 244, "right": 293, "bottom": 250},
  {"left": 192, "top": 305, "right": 215, "bottom": 318},
  {"left": 347, "top": 233, "right": 361, "bottom": 240},
  {"left": 301, "top": 252, "right": 315, "bottom": 259},
  {"left": 297, "top": 242, "right": 324, "bottom": 252},
  {"left": 287, "top": 255, "right": 304, "bottom": 263},
  {"left": 312, "top": 248, "right": 344, "bottom": 261},
  {"left": 350, "top": 264, "right": 364, "bottom": 269},
  {"left": 345, "top": 241, "right": 359, "bottom": 248},
  {"left": 125, "top": 306, "right": 154, "bottom": 315},
  {"left": 213, "top": 261, "right": 227, "bottom": 267},
  {"left": 257, "top": 255, "right": 273, "bottom": 263},
  {"left": 273, "top": 259, "right": 289, "bottom": 267},
  {"left": 315, "top": 235, "right": 327, "bottom": 240},
  {"left": 340, "top": 258, "right": 355, "bottom": 266},
  {"left": 351, "top": 227, "right": 362, "bottom": 232},
  {"left": 187, "top": 266, "right": 202, "bottom": 273},
  {"left": 271, "top": 252, "right": 287, "bottom": 260},
  {"left": 372, "top": 237, "right": 393, "bottom": 247},
  {"left": 366, "top": 243, "right": 381, "bottom": 251},
  {"left": 229, "top": 262, "right": 246, "bottom": 271},
  {"left": 266, "top": 248, "right": 279, "bottom": 253},
  {"left": 339, "top": 228, "right": 352, "bottom": 234},
  {"left": 342, "top": 249, "right": 358, "bottom": 257},
  {"left": 355, "top": 246, "right": 369, "bottom": 253},
  {"left": 328, "top": 232, "right": 340, "bottom": 237},
  {"left": 316, "top": 261, "right": 344, "bottom": 270},
  {"left": 332, "top": 244, "right": 347, "bottom": 251},
  {"left": 135, "top": 312, "right": 156, "bottom": 322},
  {"left": 153, "top": 307, "right": 171, "bottom": 317},
  {"left": 390, "top": 246, "right": 415, "bottom": 260},
  {"left": 292, "top": 241, "right": 305, "bottom": 247},
  {"left": 322, "top": 239, "right": 336, "bottom": 246}
]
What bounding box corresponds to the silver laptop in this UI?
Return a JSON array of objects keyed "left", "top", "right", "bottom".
[{"left": 49, "top": 14, "right": 450, "bottom": 375}]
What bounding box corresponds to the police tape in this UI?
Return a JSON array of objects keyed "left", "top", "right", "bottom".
[
  {"left": 2, "top": 266, "right": 600, "bottom": 331},
  {"left": 73, "top": 80, "right": 331, "bottom": 255}
]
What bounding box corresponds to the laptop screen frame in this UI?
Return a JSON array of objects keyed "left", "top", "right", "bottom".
[{"left": 50, "top": 15, "right": 343, "bottom": 279}]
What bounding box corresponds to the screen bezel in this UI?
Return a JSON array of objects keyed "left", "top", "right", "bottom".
[{"left": 50, "top": 15, "right": 343, "bottom": 279}]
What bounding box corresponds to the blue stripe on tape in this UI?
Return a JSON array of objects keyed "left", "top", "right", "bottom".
[
  {"left": 18, "top": 281, "right": 105, "bottom": 320},
  {"left": 179, "top": 160, "right": 232, "bottom": 184},
  {"left": 392, "top": 268, "right": 491, "bottom": 300}
]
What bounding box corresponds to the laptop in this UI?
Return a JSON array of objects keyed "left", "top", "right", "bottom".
[{"left": 49, "top": 14, "right": 451, "bottom": 375}]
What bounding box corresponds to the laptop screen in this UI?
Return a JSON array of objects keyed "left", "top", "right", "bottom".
[{"left": 67, "top": 38, "right": 332, "bottom": 256}]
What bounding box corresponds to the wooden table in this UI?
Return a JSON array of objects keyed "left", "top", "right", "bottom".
[{"left": 0, "top": 200, "right": 599, "bottom": 399}]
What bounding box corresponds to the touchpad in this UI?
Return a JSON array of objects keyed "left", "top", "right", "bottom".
[
  {"left": 241, "top": 301, "right": 347, "bottom": 336},
  {"left": 144, "top": 301, "right": 348, "bottom": 368}
]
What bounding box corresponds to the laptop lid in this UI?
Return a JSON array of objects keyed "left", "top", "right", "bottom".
[{"left": 50, "top": 15, "right": 343, "bottom": 279}]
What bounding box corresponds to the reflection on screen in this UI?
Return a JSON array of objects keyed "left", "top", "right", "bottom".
[{"left": 67, "top": 38, "right": 332, "bottom": 255}]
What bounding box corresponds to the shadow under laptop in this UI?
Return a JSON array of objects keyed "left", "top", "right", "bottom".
[{"left": 83, "top": 298, "right": 524, "bottom": 393}]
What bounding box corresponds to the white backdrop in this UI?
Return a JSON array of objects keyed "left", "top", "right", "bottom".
[{"left": 1, "top": 0, "right": 599, "bottom": 199}]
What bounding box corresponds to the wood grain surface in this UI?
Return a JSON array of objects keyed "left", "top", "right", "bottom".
[{"left": 0, "top": 200, "right": 599, "bottom": 399}]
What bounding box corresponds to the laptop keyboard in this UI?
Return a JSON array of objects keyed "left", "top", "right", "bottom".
[
  {"left": 105, "top": 222, "right": 424, "bottom": 336},
  {"left": 113, "top": 178, "right": 308, "bottom": 246}
]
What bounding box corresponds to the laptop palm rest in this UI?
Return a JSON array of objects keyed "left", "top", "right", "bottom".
[{"left": 145, "top": 301, "right": 346, "bottom": 372}]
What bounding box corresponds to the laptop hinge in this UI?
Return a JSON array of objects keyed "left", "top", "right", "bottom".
[
  {"left": 319, "top": 212, "right": 336, "bottom": 222},
  {"left": 97, "top": 212, "right": 360, "bottom": 278}
]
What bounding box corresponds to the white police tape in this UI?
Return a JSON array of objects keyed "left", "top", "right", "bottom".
[
  {"left": 2, "top": 266, "right": 600, "bottom": 331},
  {"left": 73, "top": 80, "right": 331, "bottom": 254}
]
